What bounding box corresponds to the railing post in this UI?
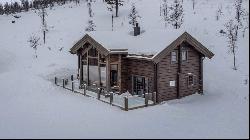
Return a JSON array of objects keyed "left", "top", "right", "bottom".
[
  {"left": 153, "top": 92, "right": 157, "bottom": 105},
  {"left": 84, "top": 84, "right": 87, "bottom": 96},
  {"left": 145, "top": 93, "right": 149, "bottom": 107},
  {"left": 110, "top": 92, "right": 113, "bottom": 105},
  {"left": 62, "top": 79, "right": 65, "bottom": 88},
  {"left": 71, "top": 81, "right": 74, "bottom": 92},
  {"left": 71, "top": 75, "right": 74, "bottom": 81},
  {"left": 97, "top": 88, "right": 101, "bottom": 100},
  {"left": 55, "top": 77, "right": 57, "bottom": 85},
  {"left": 124, "top": 97, "right": 128, "bottom": 111}
]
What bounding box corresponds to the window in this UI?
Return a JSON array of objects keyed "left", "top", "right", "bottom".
[
  {"left": 171, "top": 51, "right": 177, "bottom": 63},
  {"left": 188, "top": 75, "right": 194, "bottom": 86},
  {"left": 182, "top": 50, "right": 188, "bottom": 61}
]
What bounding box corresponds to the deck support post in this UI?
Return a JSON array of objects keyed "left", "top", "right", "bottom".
[
  {"left": 145, "top": 93, "right": 149, "bottom": 107},
  {"left": 63, "top": 79, "right": 65, "bottom": 88},
  {"left": 71, "top": 82, "right": 74, "bottom": 92},
  {"left": 84, "top": 84, "right": 87, "bottom": 96},
  {"left": 55, "top": 77, "right": 57, "bottom": 85},
  {"left": 124, "top": 97, "right": 128, "bottom": 111},
  {"left": 110, "top": 92, "right": 113, "bottom": 104}
]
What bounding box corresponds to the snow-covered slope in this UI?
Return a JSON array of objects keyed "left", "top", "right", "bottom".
[{"left": 0, "top": 0, "right": 249, "bottom": 138}]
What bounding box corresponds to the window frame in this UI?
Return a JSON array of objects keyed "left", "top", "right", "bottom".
[
  {"left": 188, "top": 75, "right": 195, "bottom": 87},
  {"left": 181, "top": 49, "right": 188, "bottom": 62},
  {"left": 171, "top": 51, "right": 178, "bottom": 64}
]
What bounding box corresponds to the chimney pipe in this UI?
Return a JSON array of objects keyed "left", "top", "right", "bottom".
[{"left": 134, "top": 23, "right": 140, "bottom": 36}]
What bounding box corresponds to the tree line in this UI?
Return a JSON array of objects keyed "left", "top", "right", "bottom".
[{"left": 0, "top": 0, "right": 80, "bottom": 15}]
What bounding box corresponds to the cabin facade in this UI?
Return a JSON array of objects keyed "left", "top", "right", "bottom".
[{"left": 70, "top": 31, "right": 214, "bottom": 103}]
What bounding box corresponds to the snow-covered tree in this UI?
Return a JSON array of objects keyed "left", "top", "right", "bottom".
[
  {"left": 0, "top": 4, "right": 4, "bottom": 15},
  {"left": 4, "top": 2, "right": 10, "bottom": 15},
  {"left": 234, "top": 0, "right": 248, "bottom": 38},
  {"left": 128, "top": 3, "right": 141, "bottom": 27},
  {"left": 28, "top": 35, "right": 40, "bottom": 58},
  {"left": 85, "top": 19, "right": 96, "bottom": 32},
  {"left": 169, "top": 0, "right": 184, "bottom": 29},
  {"left": 104, "top": 0, "right": 124, "bottom": 17},
  {"left": 161, "top": 0, "right": 170, "bottom": 27},
  {"left": 21, "top": 0, "right": 30, "bottom": 12},
  {"left": 224, "top": 20, "right": 238, "bottom": 70}
]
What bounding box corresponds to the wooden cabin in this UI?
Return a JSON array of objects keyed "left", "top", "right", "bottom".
[{"left": 70, "top": 30, "right": 214, "bottom": 103}]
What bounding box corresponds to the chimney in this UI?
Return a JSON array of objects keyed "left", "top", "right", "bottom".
[{"left": 134, "top": 23, "right": 140, "bottom": 36}]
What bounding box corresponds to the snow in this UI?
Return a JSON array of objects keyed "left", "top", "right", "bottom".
[{"left": 0, "top": 0, "right": 249, "bottom": 139}]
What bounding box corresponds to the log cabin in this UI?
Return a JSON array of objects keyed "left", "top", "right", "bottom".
[{"left": 70, "top": 27, "right": 214, "bottom": 103}]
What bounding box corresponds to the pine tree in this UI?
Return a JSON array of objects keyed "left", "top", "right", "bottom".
[
  {"left": 104, "top": 0, "right": 124, "bottom": 17},
  {"left": 169, "top": 0, "right": 184, "bottom": 29},
  {"left": 128, "top": 3, "right": 141, "bottom": 27}
]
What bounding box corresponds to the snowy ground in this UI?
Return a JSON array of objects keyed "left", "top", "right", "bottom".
[{"left": 0, "top": 0, "right": 249, "bottom": 138}]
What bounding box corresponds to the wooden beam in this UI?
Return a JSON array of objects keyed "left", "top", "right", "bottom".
[
  {"left": 106, "top": 55, "right": 111, "bottom": 91},
  {"left": 79, "top": 54, "right": 83, "bottom": 86},
  {"left": 87, "top": 49, "right": 89, "bottom": 86},
  {"left": 199, "top": 55, "right": 204, "bottom": 94},
  {"left": 98, "top": 52, "right": 101, "bottom": 87},
  {"left": 118, "top": 54, "right": 122, "bottom": 93},
  {"left": 177, "top": 44, "right": 183, "bottom": 99}
]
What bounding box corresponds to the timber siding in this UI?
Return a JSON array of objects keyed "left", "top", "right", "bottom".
[
  {"left": 157, "top": 43, "right": 202, "bottom": 102},
  {"left": 122, "top": 58, "right": 155, "bottom": 94}
]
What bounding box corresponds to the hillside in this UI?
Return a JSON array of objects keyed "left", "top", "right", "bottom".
[{"left": 0, "top": 0, "right": 249, "bottom": 138}]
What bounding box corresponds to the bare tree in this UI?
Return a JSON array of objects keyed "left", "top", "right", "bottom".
[
  {"left": 216, "top": 5, "right": 223, "bottom": 21},
  {"left": 192, "top": 0, "right": 196, "bottom": 11},
  {"left": 224, "top": 20, "right": 238, "bottom": 70},
  {"left": 28, "top": 35, "right": 40, "bottom": 58},
  {"left": 37, "top": 6, "right": 48, "bottom": 44},
  {"left": 87, "top": 1, "right": 94, "bottom": 17},
  {"left": 104, "top": 0, "right": 124, "bottom": 17}
]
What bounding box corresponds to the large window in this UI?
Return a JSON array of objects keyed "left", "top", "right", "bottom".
[
  {"left": 80, "top": 47, "right": 107, "bottom": 87},
  {"left": 182, "top": 50, "right": 188, "bottom": 61},
  {"left": 88, "top": 58, "right": 99, "bottom": 86}
]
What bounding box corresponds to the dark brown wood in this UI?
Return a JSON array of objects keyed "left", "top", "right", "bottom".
[
  {"left": 145, "top": 93, "right": 149, "bottom": 107},
  {"left": 199, "top": 55, "right": 204, "bottom": 94},
  {"left": 79, "top": 55, "right": 83, "bottom": 86},
  {"left": 124, "top": 97, "right": 128, "bottom": 111},
  {"left": 55, "top": 77, "right": 57, "bottom": 85},
  {"left": 118, "top": 54, "right": 122, "bottom": 92},
  {"left": 110, "top": 92, "right": 113, "bottom": 104}
]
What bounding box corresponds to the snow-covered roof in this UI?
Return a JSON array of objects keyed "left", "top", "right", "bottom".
[{"left": 70, "top": 30, "right": 214, "bottom": 62}]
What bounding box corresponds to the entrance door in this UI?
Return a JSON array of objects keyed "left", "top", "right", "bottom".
[
  {"left": 110, "top": 64, "right": 118, "bottom": 87},
  {"left": 133, "top": 76, "right": 148, "bottom": 96}
]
